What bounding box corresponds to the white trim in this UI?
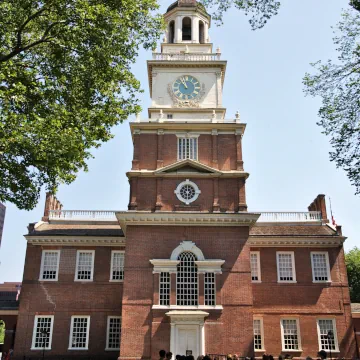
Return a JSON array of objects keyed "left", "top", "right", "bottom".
[
  {"left": 311, "top": 251, "right": 332, "bottom": 283},
  {"left": 110, "top": 250, "right": 125, "bottom": 282},
  {"left": 39, "top": 250, "right": 60, "bottom": 281},
  {"left": 249, "top": 237, "right": 344, "bottom": 247},
  {"left": 316, "top": 318, "right": 339, "bottom": 352},
  {"left": 276, "top": 251, "right": 297, "bottom": 283},
  {"left": 250, "top": 251, "right": 261, "bottom": 283},
  {"left": 253, "top": 317, "right": 265, "bottom": 352},
  {"left": 195, "top": 260, "right": 224, "bottom": 274},
  {"left": 153, "top": 305, "right": 223, "bottom": 310},
  {"left": 280, "top": 318, "right": 302, "bottom": 352},
  {"left": 105, "top": 316, "right": 121, "bottom": 351},
  {"left": 68, "top": 315, "right": 90, "bottom": 350},
  {"left": 150, "top": 259, "right": 180, "bottom": 273},
  {"left": 171, "top": 241, "right": 205, "bottom": 261},
  {"left": 75, "top": 250, "right": 95, "bottom": 282},
  {"left": 31, "top": 315, "right": 54, "bottom": 350},
  {"left": 26, "top": 236, "right": 125, "bottom": 247},
  {"left": 174, "top": 179, "right": 201, "bottom": 205}
]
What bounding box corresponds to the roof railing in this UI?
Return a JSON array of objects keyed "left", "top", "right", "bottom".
[{"left": 49, "top": 210, "right": 322, "bottom": 223}]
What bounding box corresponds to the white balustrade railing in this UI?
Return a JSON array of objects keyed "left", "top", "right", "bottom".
[
  {"left": 257, "top": 211, "right": 322, "bottom": 222},
  {"left": 152, "top": 53, "right": 221, "bottom": 61},
  {"left": 49, "top": 210, "right": 322, "bottom": 223},
  {"left": 49, "top": 210, "right": 117, "bottom": 221}
]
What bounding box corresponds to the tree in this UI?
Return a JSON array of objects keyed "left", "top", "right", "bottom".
[
  {"left": 345, "top": 247, "right": 360, "bottom": 302},
  {"left": 200, "top": 0, "right": 281, "bottom": 29},
  {"left": 303, "top": 4, "right": 360, "bottom": 195},
  {"left": 0, "top": 0, "right": 163, "bottom": 210},
  {"left": 0, "top": 320, "right": 4, "bottom": 344}
]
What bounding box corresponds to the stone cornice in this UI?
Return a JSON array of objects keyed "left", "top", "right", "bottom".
[
  {"left": 150, "top": 259, "right": 180, "bottom": 273},
  {"left": 248, "top": 236, "right": 345, "bottom": 247},
  {"left": 116, "top": 211, "right": 260, "bottom": 235},
  {"left": 126, "top": 170, "right": 249, "bottom": 179},
  {"left": 195, "top": 260, "right": 225, "bottom": 274},
  {"left": 25, "top": 235, "right": 125, "bottom": 247}
]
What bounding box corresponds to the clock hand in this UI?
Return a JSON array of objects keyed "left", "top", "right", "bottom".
[{"left": 181, "top": 77, "right": 188, "bottom": 89}]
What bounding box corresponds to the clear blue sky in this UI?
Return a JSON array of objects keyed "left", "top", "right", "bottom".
[{"left": 0, "top": 0, "right": 359, "bottom": 283}]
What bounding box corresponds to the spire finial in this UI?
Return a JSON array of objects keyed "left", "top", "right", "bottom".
[{"left": 235, "top": 111, "right": 240, "bottom": 123}]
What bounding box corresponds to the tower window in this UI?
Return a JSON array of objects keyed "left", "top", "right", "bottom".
[
  {"left": 182, "top": 17, "right": 192, "bottom": 41},
  {"left": 169, "top": 20, "right": 175, "bottom": 44},
  {"left": 167, "top": 114, "right": 173, "bottom": 119},
  {"left": 177, "top": 251, "right": 198, "bottom": 306},
  {"left": 204, "top": 273, "right": 216, "bottom": 306},
  {"left": 199, "top": 21, "right": 205, "bottom": 44},
  {"left": 159, "top": 272, "right": 170, "bottom": 306},
  {"left": 178, "top": 137, "right": 198, "bottom": 160}
]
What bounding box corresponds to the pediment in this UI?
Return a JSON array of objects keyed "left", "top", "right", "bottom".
[{"left": 155, "top": 160, "right": 221, "bottom": 175}]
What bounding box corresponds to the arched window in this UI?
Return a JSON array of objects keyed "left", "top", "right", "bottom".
[
  {"left": 177, "top": 251, "right": 198, "bottom": 305},
  {"left": 182, "top": 17, "right": 192, "bottom": 41},
  {"left": 199, "top": 21, "right": 205, "bottom": 44},
  {"left": 169, "top": 20, "right": 175, "bottom": 44}
]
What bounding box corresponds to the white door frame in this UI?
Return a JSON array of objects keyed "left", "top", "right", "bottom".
[{"left": 166, "top": 311, "right": 209, "bottom": 359}]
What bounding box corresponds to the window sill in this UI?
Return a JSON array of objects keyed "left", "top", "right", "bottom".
[
  {"left": 74, "top": 279, "right": 93, "bottom": 282},
  {"left": 313, "top": 280, "right": 332, "bottom": 284},
  {"left": 281, "top": 349, "right": 303, "bottom": 353},
  {"left": 254, "top": 349, "right": 266, "bottom": 352},
  {"left": 109, "top": 279, "right": 124, "bottom": 283},
  {"left": 31, "top": 348, "right": 51, "bottom": 351},
  {"left": 39, "top": 279, "right": 58, "bottom": 282},
  {"left": 318, "top": 349, "right": 340, "bottom": 353},
  {"left": 277, "top": 281, "right": 297, "bottom": 284},
  {"left": 68, "top": 348, "right": 89, "bottom": 351},
  {"left": 152, "top": 305, "right": 223, "bottom": 310},
  {"left": 105, "top": 348, "right": 120, "bottom": 351}
]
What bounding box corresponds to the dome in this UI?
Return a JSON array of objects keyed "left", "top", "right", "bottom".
[{"left": 166, "top": 0, "right": 209, "bottom": 18}]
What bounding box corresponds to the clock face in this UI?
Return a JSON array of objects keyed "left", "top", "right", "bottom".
[{"left": 172, "top": 75, "right": 201, "bottom": 101}]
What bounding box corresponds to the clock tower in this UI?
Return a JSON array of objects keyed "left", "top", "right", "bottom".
[{"left": 118, "top": 1, "right": 258, "bottom": 359}]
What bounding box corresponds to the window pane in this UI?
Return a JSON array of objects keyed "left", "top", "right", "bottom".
[
  {"left": 204, "top": 273, "right": 216, "bottom": 306},
  {"left": 33, "top": 317, "right": 52, "bottom": 349},
  {"left": 112, "top": 252, "right": 124, "bottom": 280},
  {"left": 160, "top": 272, "right": 170, "bottom": 306},
  {"left": 278, "top": 253, "right": 294, "bottom": 281},
  {"left": 312, "top": 253, "right": 329, "bottom": 281},
  {"left": 107, "top": 317, "right": 121, "bottom": 349},
  {"left": 318, "top": 320, "right": 336, "bottom": 350},
  {"left": 42, "top": 252, "right": 59, "bottom": 280},
  {"left": 251, "top": 253, "right": 259, "bottom": 281},
  {"left": 177, "top": 252, "right": 198, "bottom": 306},
  {"left": 77, "top": 252, "right": 93, "bottom": 280},
  {"left": 282, "top": 319, "right": 299, "bottom": 350},
  {"left": 71, "top": 317, "right": 89, "bottom": 349},
  {"left": 253, "top": 319, "right": 263, "bottom": 350}
]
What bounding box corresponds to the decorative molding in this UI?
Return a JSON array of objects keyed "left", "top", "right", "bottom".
[
  {"left": 154, "top": 159, "right": 222, "bottom": 175},
  {"left": 166, "top": 310, "right": 209, "bottom": 324},
  {"left": 126, "top": 170, "right": 249, "bottom": 179},
  {"left": 25, "top": 235, "right": 125, "bottom": 247},
  {"left": 116, "top": 211, "right": 260, "bottom": 235},
  {"left": 195, "top": 260, "right": 224, "bottom": 274},
  {"left": 170, "top": 241, "right": 205, "bottom": 260},
  {"left": 150, "top": 259, "right": 180, "bottom": 273},
  {"left": 153, "top": 305, "right": 223, "bottom": 311},
  {"left": 248, "top": 236, "right": 345, "bottom": 247}
]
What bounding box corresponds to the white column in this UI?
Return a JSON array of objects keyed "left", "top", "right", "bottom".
[
  {"left": 192, "top": 17, "right": 199, "bottom": 43},
  {"left": 175, "top": 16, "right": 182, "bottom": 43},
  {"left": 170, "top": 323, "right": 176, "bottom": 359},
  {"left": 204, "top": 23, "right": 209, "bottom": 43},
  {"left": 200, "top": 322, "right": 205, "bottom": 355}
]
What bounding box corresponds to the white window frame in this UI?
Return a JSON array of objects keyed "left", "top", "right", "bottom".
[
  {"left": 280, "top": 318, "right": 302, "bottom": 352},
  {"left": 106, "top": 316, "right": 121, "bottom": 351},
  {"left": 250, "top": 251, "right": 261, "bottom": 283},
  {"left": 31, "top": 315, "right": 54, "bottom": 350},
  {"left": 253, "top": 317, "right": 265, "bottom": 351},
  {"left": 110, "top": 250, "right": 125, "bottom": 282},
  {"left": 316, "top": 318, "right": 339, "bottom": 352},
  {"left": 39, "top": 250, "right": 60, "bottom": 281},
  {"left": 276, "top": 251, "right": 297, "bottom": 283},
  {"left": 159, "top": 272, "right": 171, "bottom": 306},
  {"left": 311, "top": 252, "right": 331, "bottom": 283},
  {"left": 176, "top": 134, "right": 199, "bottom": 161},
  {"left": 75, "top": 250, "right": 95, "bottom": 282},
  {"left": 174, "top": 179, "right": 201, "bottom": 205},
  {"left": 68, "top": 315, "right": 90, "bottom": 350}
]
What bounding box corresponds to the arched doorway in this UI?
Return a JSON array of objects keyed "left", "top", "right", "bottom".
[
  {"left": 199, "top": 21, "right": 205, "bottom": 44},
  {"left": 182, "top": 17, "right": 192, "bottom": 41},
  {"left": 169, "top": 20, "right": 175, "bottom": 43}
]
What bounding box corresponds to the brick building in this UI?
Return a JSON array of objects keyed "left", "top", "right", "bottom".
[
  {"left": 0, "top": 203, "right": 6, "bottom": 247},
  {"left": 14, "top": 1, "right": 356, "bottom": 359}
]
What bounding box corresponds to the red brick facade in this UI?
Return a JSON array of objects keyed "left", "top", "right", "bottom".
[{"left": 12, "top": 1, "right": 357, "bottom": 359}]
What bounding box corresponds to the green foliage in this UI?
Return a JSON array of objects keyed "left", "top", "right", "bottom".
[
  {"left": 0, "top": 320, "right": 4, "bottom": 344},
  {"left": 0, "top": 0, "right": 163, "bottom": 210},
  {"left": 200, "top": 0, "right": 281, "bottom": 29},
  {"left": 345, "top": 247, "right": 360, "bottom": 302},
  {"left": 303, "top": 8, "right": 360, "bottom": 195}
]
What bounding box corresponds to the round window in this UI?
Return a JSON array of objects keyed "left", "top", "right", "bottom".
[{"left": 174, "top": 179, "right": 201, "bottom": 205}]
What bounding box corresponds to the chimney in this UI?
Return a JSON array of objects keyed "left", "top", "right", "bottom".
[
  {"left": 41, "top": 192, "right": 63, "bottom": 222},
  {"left": 308, "top": 194, "right": 328, "bottom": 222}
]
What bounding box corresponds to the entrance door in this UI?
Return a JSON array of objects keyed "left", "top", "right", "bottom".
[{"left": 177, "top": 327, "right": 198, "bottom": 358}]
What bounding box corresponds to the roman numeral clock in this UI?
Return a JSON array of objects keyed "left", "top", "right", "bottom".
[{"left": 168, "top": 75, "right": 205, "bottom": 107}]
